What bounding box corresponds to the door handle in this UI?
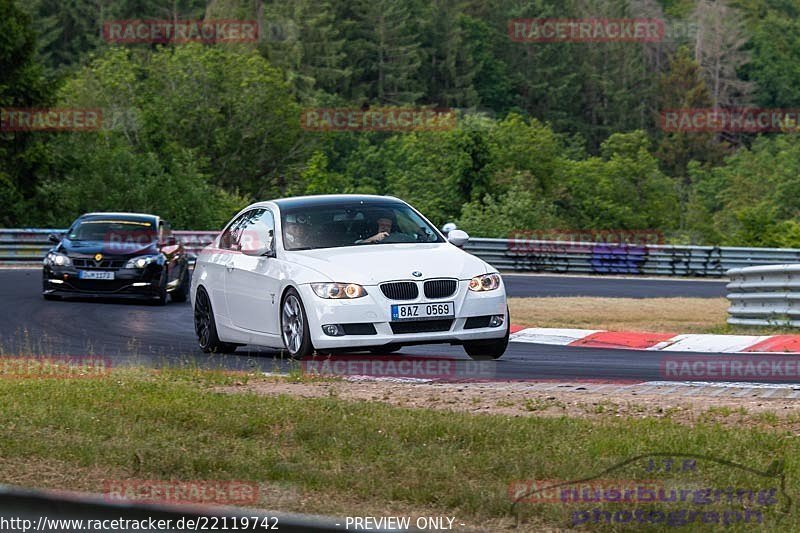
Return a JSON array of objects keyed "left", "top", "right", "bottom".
[{"left": 226, "top": 262, "right": 234, "bottom": 272}]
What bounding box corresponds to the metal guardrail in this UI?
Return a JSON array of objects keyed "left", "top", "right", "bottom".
[
  {"left": 0, "top": 229, "right": 217, "bottom": 264},
  {"left": 3, "top": 229, "right": 800, "bottom": 277},
  {"left": 465, "top": 238, "right": 800, "bottom": 277},
  {"left": 726, "top": 264, "right": 800, "bottom": 327}
]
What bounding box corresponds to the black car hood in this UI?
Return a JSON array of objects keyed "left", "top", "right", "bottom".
[{"left": 57, "top": 239, "right": 159, "bottom": 258}]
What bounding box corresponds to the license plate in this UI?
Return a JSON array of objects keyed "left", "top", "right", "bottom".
[
  {"left": 78, "top": 270, "right": 114, "bottom": 280},
  {"left": 391, "top": 302, "right": 454, "bottom": 321}
]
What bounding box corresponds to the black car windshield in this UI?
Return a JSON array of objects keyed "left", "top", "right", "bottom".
[
  {"left": 68, "top": 219, "right": 157, "bottom": 243},
  {"left": 281, "top": 202, "right": 443, "bottom": 251}
]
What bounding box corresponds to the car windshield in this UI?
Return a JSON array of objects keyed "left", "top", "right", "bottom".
[
  {"left": 281, "top": 202, "right": 443, "bottom": 251},
  {"left": 67, "top": 219, "right": 157, "bottom": 243}
]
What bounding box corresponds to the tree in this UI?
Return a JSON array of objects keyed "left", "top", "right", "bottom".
[
  {"left": 345, "top": 0, "right": 424, "bottom": 105},
  {"left": 692, "top": 0, "right": 753, "bottom": 108},
  {"left": 31, "top": 44, "right": 307, "bottom": 227},
  {"left": 0, "top": 0, "right": 50, "bottom": 223},
  {"left": 258, "top": 0, "right": 350, "bottom": 101},
  {"left": 137, "top": 44, "right": 308, "bottom": 197},
  {"left": 688, "top": 134, "right": 800, "bottom": 247},
  {"left": 418, "top": 1, "right": 479, "bottom": 108},
  {"left": 747, "top": 11, "right": 800, "bottom": 108},
  {"left": 560, "top": 132, "right": 680, "bottom": 231},
  {"left": 458, "top": 14, "right": 514, "bottom": 112},
  {"left": 655, "top": 47, "right": 728, "bottom": 184},
  {"left": 21, "top": 0, "right": 208, "bottom": 75},
  {"left": 298, "top": 151, "right": 353, "bottom": 195},
  {"left": 36, "top": 136, "right": 245, "bottom": 228}
]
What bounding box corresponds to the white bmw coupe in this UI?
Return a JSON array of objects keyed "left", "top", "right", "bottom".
[{"left": 191, "top": 195, "right": 509, "bottom": 359}]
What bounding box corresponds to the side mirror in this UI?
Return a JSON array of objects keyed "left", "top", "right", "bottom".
[
  {"left": 160, "top": 236, "right": 178, "bottom": 246},
  {"left": 448, "top": 229, "right": 469, "bottom": 247},
  {"left": 48, "top": 233, "right": 61, "bottom": 244},
  {"left": 241, "top": 231, "right": 274, "bottom": 257}
]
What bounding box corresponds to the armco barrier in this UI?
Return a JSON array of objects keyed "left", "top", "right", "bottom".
[
  {"left": 727, "top": 264, "right": 800, "bottom": 327},
  {"left": 465, "top": 238, "right": 800, "bottom": 277},
  {"left": 0, "top": 229, "right": 217, "bottom": 264},
  {"left": 3, "top": 229, "right": 800, "bottom": 277}
]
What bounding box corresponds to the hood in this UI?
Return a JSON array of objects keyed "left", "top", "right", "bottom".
[
  {"left": 58, "top": 238, "right": 159, "bottom": 258},
  {"left": 285, "top": 243, "right": 491, "bottom": 285}
]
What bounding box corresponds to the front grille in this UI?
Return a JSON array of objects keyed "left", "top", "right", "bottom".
[
  {"left": 424, "top": 279, "right": 457, "bottom": 299},
  {"left": 341, "top": 323, "right": 377, "bottom": 335},
  {"left": 390, "top": 319, "right": 453, "bottom": 334},
  {"left": 72, "top": 258, "right": 126, "bottom": 270},
  {"left": 464, "top": 315, "right": 492, "bottom": 329},
  {"left": 380, "top": 281, "right": 419, "bottom": 300}
]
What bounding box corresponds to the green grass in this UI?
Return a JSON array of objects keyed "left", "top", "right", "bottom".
[
  {"left": 0, "top": 368, "right": 798, "bottom": 530},
  {"left": 704, "top": 323, "right": 800, "bottom": 336}
]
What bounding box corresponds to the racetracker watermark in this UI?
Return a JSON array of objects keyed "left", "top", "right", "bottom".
[
  {"left": 0, "top": 108, "right": 102, "bottom": 132},
  {"left": 103, "top": 228, "right": 158, "bottom": 255},
  {"left": 508, "top": 480, "right": 664, "bottom": 504},
  {"left": 300, "top": 108, "right": 457, "bottom": 132},
  {"left": 660, "top": 108, "right": 800, "bottom": 133},
  {"left": 508, "top": 18, "right": 664, "bottom": 42},
  {"left": 507, "top": 229, "right": 664, "bottom": 254},
  {"left": 0, "top": 357, "right": 110, "bottom": 378},
  {"left": 103, "top": 480, "right": 259, "bottom": 506},
  {"left": 102, "top": 20, "right": 259, "bottom": 44},
  {"left": 301, "top": 356, "right": 496, "bottom": 380},
  {"left": 661, "top": 356, "right": 800, "bottom": 381}
]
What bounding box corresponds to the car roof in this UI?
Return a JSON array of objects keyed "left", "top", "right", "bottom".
[
  {"left": 269, "top": 194, "right": 405, "bottom": 210},
  {"left": 76, "top": 212, "right": 160, "bottom": 225}
]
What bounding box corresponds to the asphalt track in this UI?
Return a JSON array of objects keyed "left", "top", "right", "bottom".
[{"left": 0, "top": 269, "right": 740, "bottom": 382}]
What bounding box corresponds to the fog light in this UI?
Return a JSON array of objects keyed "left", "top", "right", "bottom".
[
  {"left": 489, "top": 315, "right": 504, "bottom": 327},
  {"left": 322, "top": 324, "right": 344, "bottom": 336},
  {"left": 49, "top": 279, "right": 64, "bottom": 284},
  {"left": 132, "top": 282, "right": 149, "bottom": 287}
]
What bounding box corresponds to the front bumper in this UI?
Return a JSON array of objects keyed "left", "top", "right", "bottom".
[
  {"left": 42, "top": 264, "right": 166, "bottom": 298},
  {"left": 297, "top": 280, "right": 508, "bottom": 350}
]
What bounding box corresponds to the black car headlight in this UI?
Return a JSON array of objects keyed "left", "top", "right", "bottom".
[
  {"left": 125, "top": 255, "right": 160, "bottom": 269},
  {"left": 468, "top": 273, "right": 501, "bottom": 292},
  {"left": 44, "top": 252, "right": 72, "bottom": 267}
]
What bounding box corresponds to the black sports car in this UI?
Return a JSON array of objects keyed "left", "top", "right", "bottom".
[{"left": 42, "top": 212, "right": 190, "bottom": 304}]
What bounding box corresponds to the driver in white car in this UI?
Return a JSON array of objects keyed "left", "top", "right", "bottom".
[{"left": 358, "top": 214, "right": 394, "bottom": 243}]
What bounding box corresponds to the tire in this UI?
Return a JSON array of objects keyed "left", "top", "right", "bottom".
[
  {"left": 463, "top": 308, "right": 510, "bottom": 360},
  {"left": 194, "top": 287, "right": 238, "bottom": 353},
  {"left": 280, "top": 288, "right": 314, "bottom": 359},
  {"left": 171, "top": 267, "right": 190, "bottom": 303}
]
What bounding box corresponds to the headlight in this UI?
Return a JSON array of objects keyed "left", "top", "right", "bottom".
[
  {"left": 125, "top": 255, "right": 159, "bottom": 269},
  {"left": 44, "top": 252, "right": 72, "bottom": 267},
  {"left": 468, "top": 273, "right": 501, "bottom": 292},
  {"left": 311, "top": 283, "right": 368, "bottom": 299}
]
